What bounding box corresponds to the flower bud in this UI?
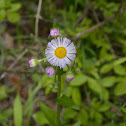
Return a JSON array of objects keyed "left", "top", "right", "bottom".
[
  {"left": 66, "top": 71, "right": 74, "bottom": 82},
  {"left": 29, "top": 58, "right": 46, "bottom": 67},
  {"left": 29, "top": 59, "right": 38, "bottom": 67},
  {"left": 50, "top": 28, "right": 60, "bottom": 37},
  {"left": 46, "top": 67, "right": 55, "bottom": 77}
]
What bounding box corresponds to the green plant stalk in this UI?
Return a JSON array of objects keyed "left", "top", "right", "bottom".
[
  {"left": 111, "top": 103, "right": 126, "bottom": 126},
  {"left": 57, "top": 69, "right": 61, "bottom": 126}
]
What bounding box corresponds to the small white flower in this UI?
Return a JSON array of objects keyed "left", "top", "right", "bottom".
[{"left": 45, "top": 37, "right": 76, "bottom": 68}]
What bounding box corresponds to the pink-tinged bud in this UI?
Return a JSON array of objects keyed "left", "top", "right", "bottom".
[
  {"left": 50, "top": 28, "right": 60, "bottom": 37},
  {"left": 46, "top": 67, "right": 55, "bottom": 77},
  {"left": 67, "top": 77, "right": 74, "bottom": 82},
  {"left": 66, "top": 71, "right": 74, "bottom": 82},
  {"left": 29, "top": 58, "right": 46, "bottom": 67},
  {"left": 29, "top": 59, "right": 38, "bottom": 67}
]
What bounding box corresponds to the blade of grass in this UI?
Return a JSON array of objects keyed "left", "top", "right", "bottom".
[
  {"left": 111, "top": 103, "right": 126, "bottom": 126},
  {"left": 0, "top": 38, "right": 5, "bottom": 70}
]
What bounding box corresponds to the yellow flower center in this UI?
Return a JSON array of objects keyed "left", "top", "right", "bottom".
[{"left": 55, "top": 47, "right": 67, "bottom": 58}]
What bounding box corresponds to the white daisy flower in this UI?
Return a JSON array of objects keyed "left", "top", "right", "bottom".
[{"left": 45, "top": 37, "right": 76, "bottom": 68}]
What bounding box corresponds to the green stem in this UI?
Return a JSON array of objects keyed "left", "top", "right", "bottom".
[
  {"left": 57, "top": 69, "right": 61, "bottom": 126},
  {"left": 38, "top": 58, "right": 46, "bottom": 63}
]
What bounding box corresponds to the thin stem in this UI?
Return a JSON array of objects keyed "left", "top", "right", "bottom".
[
  {"left": 57, "top": 69, "right": 61, "bottom": 126},
  {"left": 111, "top": 103, "right": 126, "bottom": 126},
  {"left": 35, "top": 0, "right": 42, "bottom": 42}
]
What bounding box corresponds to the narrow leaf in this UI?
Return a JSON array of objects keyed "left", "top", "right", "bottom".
[
  {"left": 101, "top": 76, "right": 116, "bottom": 87},
  {"left": 113, "top": 57, "right": 126, "bottom": 66},
  {"left": 13, "top": 93, "right": 23, "bottom": 126},
  {"left": 56, "top": 95, "right": 80, "bottom": 110},
  {"left": 72, "top": 87, "right": 81, "bottom": 106},
  {"left": 114, "top": 83, "right": 126, "bottom": 96},
  {"left": 33, "top": 111, "right": 49, "bottom": 125},
  {"left": 39, "top": 102, "right": 57, "bottom": 126},
  {"left": 100, "top": 63, "right": 113, "bottom": 74},
  {"left": 73, "top": 121, "right": 81, "bottom": 126},
  {"left": 88, "top": 77, "right": 101, "bottom": 94},
  {"left": 114, "top": 64, "right": 126, "bottom": 75},
  {"left": 70, "top": 74, "right": 87, "bottom": 86}
]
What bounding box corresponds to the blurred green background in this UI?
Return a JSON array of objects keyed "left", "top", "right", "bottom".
[{"left": 0, "top": 0, "right": 126, "bottom": 126}]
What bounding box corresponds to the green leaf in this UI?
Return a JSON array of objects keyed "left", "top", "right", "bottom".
[
  {"left": 63, "top": 108, "right": 77, "bottom": 121},
  {"left": 114, "top": 65, "right": 126, "bottom": 75},
  {"left": 0, "top": 109, "right": 12, "bottom": 120},
  {"left": 56, "top": 95, "right": 80, "bottom": 110},
  {"left": 42, "top": 73, "right": 54, "bottom": 88},
  {"left": 70, "top": 74, "right": 87, "bottom": 86},
  {"left": 77, "top": 110, "right": 88, "bottom": 125},
  {"left": 122, "top": 107, "right": 126, "bottom": 114},
  {"left": 13, "top": 93, "right": 23, "bottom": 126},
  {"left": 0, "top": 0, "right": 5, "bottom": 9},
  {"left": 114, "top": 83, "right": 126, "bottom": 96},
  {"left": 9, "top": 3, "right": 21, "bottom": 12},
  {"left": 33, "top": 111, "right": 49, "bottom": 125},
  {"left": 0, "top": 10, "right": 6, "bottom": 21},
  {"left": 113, "top": 57, "right": 126, "bottom": 66},
  {"left": 32, "top": 74, "right": 40, "bottom": 83},
  {"left": 0, "top": 86, "right": 7, "bottom": 100},
  {"left": 39, "top": 102, "right": 57, "bottom": 126},
  {"left": 3, "top": 109, "right": 12, "bottom": 118},
  {"left": 101, "top": 76, "right": 116, "bottom": 87},
  {"left": 98, "top": 103, "right": 111, "bottom": 112},
  {"left": 94, "top": 111, "right": 103, "bottom": 124},
  {"left": 66, "top": 86, "right": 73, "bottom": 97},
  {"left": 100, "top": 88, "right": 109, "bottom": 101},
  {"left": 88, "top": 77, "right": 101, "bottom": 94},
  {"left": 45, "top": 87, "right": 52, "bottom": 95},
  {"left": 8, "top": 12, "right": 20, "bottom": 23},
  {"left": 73, "top": 121, "right": 81, "bottom": 126},
  {"left": 100, "top": 63, "right": 113, "bottom": 74},
  {"left": 116, "top": 77, "right": 126, "bottom": 83},
  {"left": 72, "top": 87, "right": 81, "bottom": 106}
]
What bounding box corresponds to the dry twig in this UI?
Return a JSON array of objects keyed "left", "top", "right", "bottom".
[
  {"left": 92, "top": 8, "right": 116, "bottom": 56},
  {"left": 35, "top": 0, "right": 42, "bottom": 42},
  {"left": 72, "top": 2, "right": 125, "bottom": 41},
  {"left": 0, "top": 49, "right": 28, "bottom": 80},
  {"left": 75, "top": 1, "right": 94, "bottom": 26},
  {"left": 35, "top": 0, "right": 45, "bottom": 73},
  {"left": 0, "top": 70, "right": 42, "bottom": 75}
]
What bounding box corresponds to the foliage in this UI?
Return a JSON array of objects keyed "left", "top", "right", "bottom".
[
  {"left": 13, "top": 93, "right": 23, "bottom": 126},
  {"left": 0, "top": 0, "right": 126, "bottom": 126},
  {"left": 39, "top": 102, "right": 57, "bottom": 126},
  {"left": 0, "top": 0, "right": 21, "bottom": 23}
]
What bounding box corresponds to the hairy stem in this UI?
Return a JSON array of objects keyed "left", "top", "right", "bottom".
[{"left": 57, "top": 69, "right": 61, "bottom": 126}]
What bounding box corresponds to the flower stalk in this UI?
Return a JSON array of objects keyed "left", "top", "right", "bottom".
[{"left": 57, "top": 68, "right": 61, "bottom": 126}]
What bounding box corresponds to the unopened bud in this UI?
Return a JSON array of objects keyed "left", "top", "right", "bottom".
[
  {"left": 29, "top": 58, "right": 46, "bottom": 67},
  {"left": 46, "top": 67, "right": 55, "bottom": 77},
  {"left": 29, "top": 59, "right": 39, "bottom": 67},
  {"left": 66, "top": 71, "right": 74, "bottom": 82},
  {"left": 50, "top": 28, "right": 60, "bottom": 37}
]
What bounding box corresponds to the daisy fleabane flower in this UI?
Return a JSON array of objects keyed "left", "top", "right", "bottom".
[{"left": 45, "top": 37, "right": 76, "bottom": 68}]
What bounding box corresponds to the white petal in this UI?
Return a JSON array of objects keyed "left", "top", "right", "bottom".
[
  {"left": 64, "top": 57, "right": 71, "bottom": 65},
  {"left": 63, "top": 37, "right": 71, "bottom": 47},
  {"left": 67, "top": 54, "right": 76, "bottom": 61}
]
